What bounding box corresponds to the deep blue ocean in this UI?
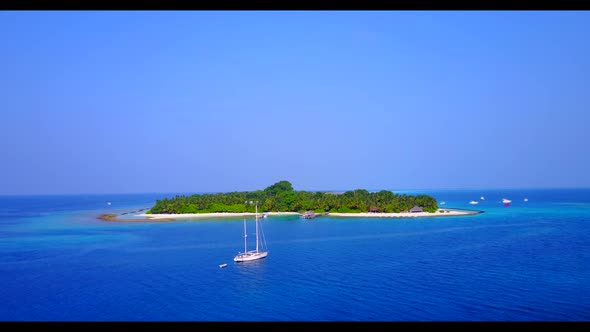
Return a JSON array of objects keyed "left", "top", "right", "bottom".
[{"left": 0, "top": 189, "right": 589, "bottom": 321}]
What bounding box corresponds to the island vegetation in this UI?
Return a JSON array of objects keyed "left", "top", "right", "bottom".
[{"left": 147, "top": 181, "right": 438, "bottom": 214}]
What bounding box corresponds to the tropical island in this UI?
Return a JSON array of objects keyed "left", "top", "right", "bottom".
[
  {"left": 98, "top": 181, "right": 481, "bottom": 222},
  {"left": 147, "top": 180, "right": 439, "bottom": 214}
]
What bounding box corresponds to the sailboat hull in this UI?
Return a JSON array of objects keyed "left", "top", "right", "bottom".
[{"left": 234, "top": 251, "right": 268, "bottom": 262}]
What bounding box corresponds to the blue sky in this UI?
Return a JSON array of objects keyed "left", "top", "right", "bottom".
[{"left": 1, "top": 11, "right": 589, "bottom": 194}]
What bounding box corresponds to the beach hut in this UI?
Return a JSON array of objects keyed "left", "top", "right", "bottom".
[{"left": 409, "top": 206, "right": 423, "bottom": 213}]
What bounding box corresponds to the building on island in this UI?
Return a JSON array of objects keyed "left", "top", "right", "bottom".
[{"left": 409, "top": 206, "right": 423, "bottom": 213}]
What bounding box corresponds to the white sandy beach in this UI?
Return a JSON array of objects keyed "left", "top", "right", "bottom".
[
  {"left": 135, "top": 211, "right": 300, "bottom": 220},
  {"left": 135, "top": 209, "right": 477, "bottom": 220},
  {"left": 328, "top": 209, "right": 478, "bottom": 218}
]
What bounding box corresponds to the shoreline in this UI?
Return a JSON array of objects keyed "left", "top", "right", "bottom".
[
  {"left": 328, "top": 209, "right": 481, "bottom": 218},
  {"left": 98, "top": 209, "right": 481, "bottom": 222},
  {"left": 135, "top": 211, "right": 300, "bottom": 220},
  {"left": 98, "top": 213, "right": 175, "bottom": 222}
]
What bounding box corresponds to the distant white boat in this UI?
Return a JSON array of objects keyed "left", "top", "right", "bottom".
[
  {"left": 480, "top": 196, "right": 485, "bottom": 200},
  {"left": 524, "top": 198, "right": 529, "bottom": 202},
  {"left": 502, "top": 198, "right": 512, "bottom": 204},
  {"left": 469, "top": 201, "right": 479, "bottom": 205},
  {"left": 107, "top": 202, "right": 112, "bottom": 206},
  {"left": 440, "top": 201, "right": 446, "bottom": 205},
  {"left": 219, "top": 263, "right": 228, "bottom": 268}
]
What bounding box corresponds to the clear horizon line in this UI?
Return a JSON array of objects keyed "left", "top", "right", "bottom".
[{"left": 1, "top": 186, "right": 589, "bottom": 197}]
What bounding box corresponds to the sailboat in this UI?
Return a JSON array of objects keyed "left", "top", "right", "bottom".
[{"left": 234, "top": 202, "right": 268, "bottom": 262}]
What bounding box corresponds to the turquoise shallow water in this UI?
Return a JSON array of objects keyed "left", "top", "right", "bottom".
[{"left": 0, "top": 189, "right": 588, "bottom": 321}]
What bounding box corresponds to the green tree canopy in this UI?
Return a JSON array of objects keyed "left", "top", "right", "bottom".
[
  {"left": 264, "top": 180, "right": 294, "bottom": 196},
  {"left": 148, "top": 181, "right": 439, "bottom": 215}
]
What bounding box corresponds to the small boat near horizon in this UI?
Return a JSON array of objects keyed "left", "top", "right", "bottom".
[
  {"left": 502, "top": 198, "right": 512, "bottom": 204},
  {"left": 219, "top": 263, "right": 227, "bottom": 268},
  {"left": 234, "top": 202, "right": 268, "bottom": 262},
  {"left": 524, "top": 198, "right": 529, "bottom": 202},
  {"left": 480, "top": 196, "right": 485, "bottom": 200},
  {"left": 469, "top": 201, "right": 479, "bottom": 205}
]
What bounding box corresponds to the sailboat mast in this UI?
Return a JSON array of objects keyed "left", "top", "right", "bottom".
[
  {"left": 243, "top": 218, "right": 247, "bottom": 253},
  {"left": 255, "top": 202, "right": 259, "bottom": 253}
]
